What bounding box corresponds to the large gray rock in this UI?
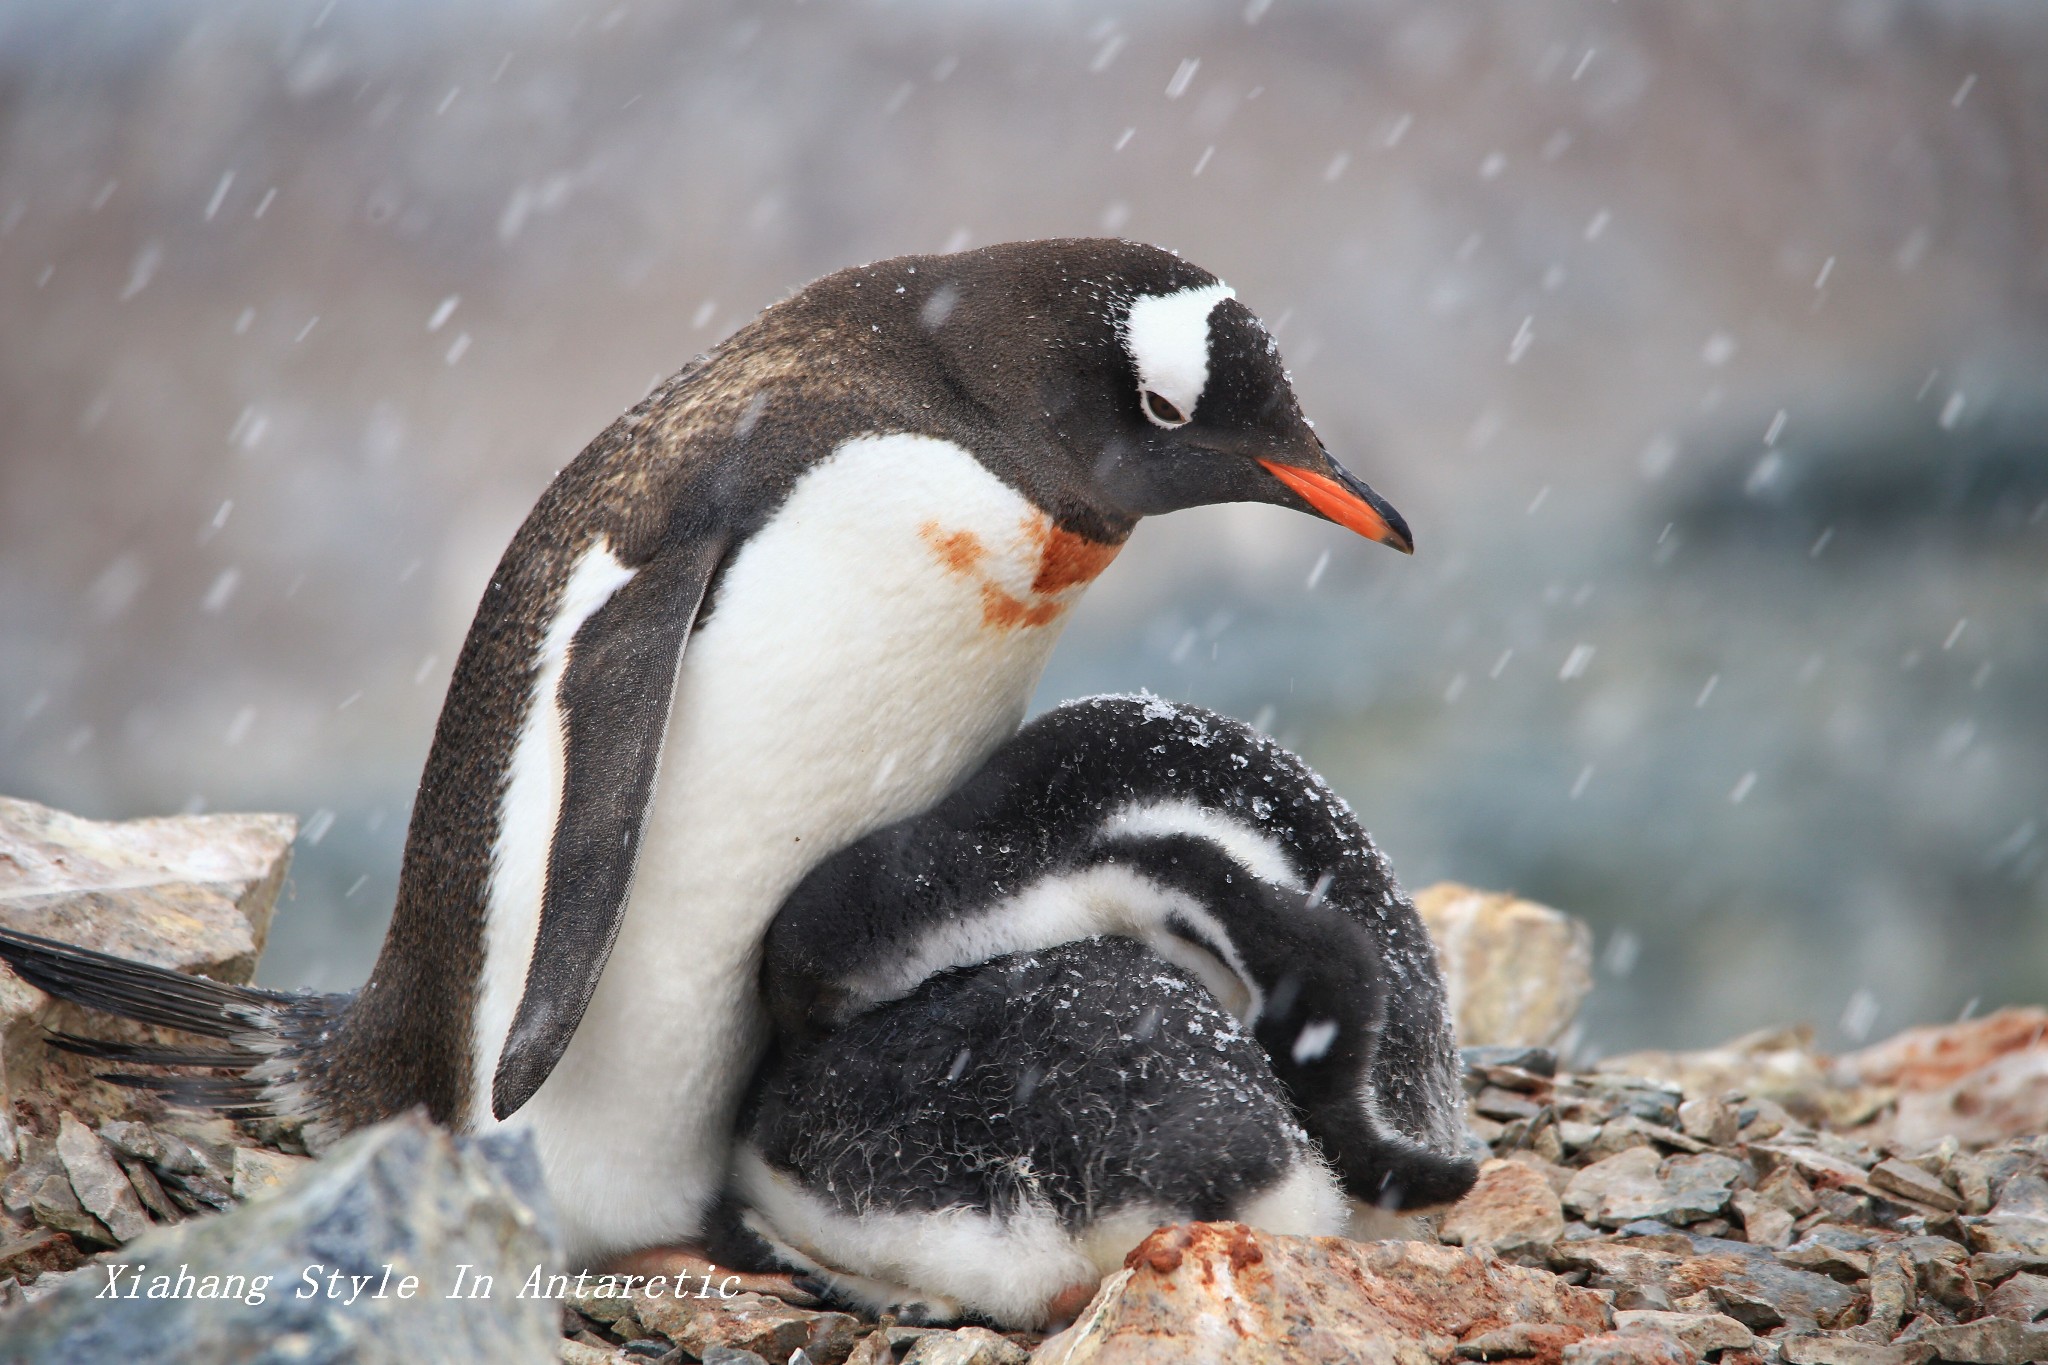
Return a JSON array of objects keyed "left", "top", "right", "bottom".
[
  {"left": 0, "top": 794, "right": 295, "bottom": 1143},
  {"left": 0, "top": 1112, "right": 559, "bottom": 1365}
]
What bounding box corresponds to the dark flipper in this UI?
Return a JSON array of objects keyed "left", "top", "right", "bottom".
[{"left": 490, "top": 530, "right": 728, "bottom": 1120}]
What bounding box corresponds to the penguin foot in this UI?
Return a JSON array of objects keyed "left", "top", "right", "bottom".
[
  {"left": 793, "top": 1264, "right": 967, "bottom": 1326},
  {"left": 600, "top": 1244, "right": 824, "bottom": 1309}
]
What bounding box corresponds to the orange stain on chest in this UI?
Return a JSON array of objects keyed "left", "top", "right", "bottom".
[{"left": 919, "top": 516, "right": 1123, "bottom": 631}]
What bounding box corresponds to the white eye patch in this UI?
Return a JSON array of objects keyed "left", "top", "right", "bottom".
[{"left": 1121, "top": 282, "right": 1235, "bottom": 427}]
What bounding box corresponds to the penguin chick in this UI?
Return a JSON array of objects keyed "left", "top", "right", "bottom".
[
  {"left": 761, "top": 694, "right": 1479, "bottom": 1215},
  {"left": 720, "top": 936, "right": 1347, "bottom": 1332},
  {"left": 0, "top": 239, "right": 1416, "bottom": 1264}
]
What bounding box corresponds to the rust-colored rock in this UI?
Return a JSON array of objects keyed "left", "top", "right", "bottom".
[
  {"left": 1837, "top": 1008, "right": 2048, "bottom": 1091},
  {"left": 1036, "top": 1223, "right": 1609, "bottom": 1365},
  {"left": 1441, "top": 1158, "right": 1566, "bottom": 1258},
  {"left": 660, "top": 1290, "right": 859, "bottom": 1364}
]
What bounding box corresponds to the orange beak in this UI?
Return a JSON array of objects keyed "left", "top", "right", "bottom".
[{"left": 1257, "top": 459, "right": 1415, "bottom": 554}]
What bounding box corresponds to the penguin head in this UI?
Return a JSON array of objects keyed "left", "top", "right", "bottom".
[{"left": 893, "top": 238, "right": 1412, "bottom": 553}]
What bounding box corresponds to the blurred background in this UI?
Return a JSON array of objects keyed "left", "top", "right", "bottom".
[{"left": 1, "top": 0, "right": 2043, "bottom": 1056}]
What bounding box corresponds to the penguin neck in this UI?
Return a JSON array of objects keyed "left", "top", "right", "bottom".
[{"left": 639, "top": 429, "right": 1124, "bottom": 925}]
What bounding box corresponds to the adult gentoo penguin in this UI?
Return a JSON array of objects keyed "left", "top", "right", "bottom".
[
  {"left": 0, "top": 239, "right": 1415, "bottom": 1264},
  {"left": 745, "top": 696, "right": 1475, "bottom": 1239}
]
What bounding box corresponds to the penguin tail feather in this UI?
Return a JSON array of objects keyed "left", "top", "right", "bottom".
[
  {"left": 0, "top": 925, "right": 342, "bottom": 1126},
  {"left": 1317, "top": 1104, "right": 1481, "bottom": 1213},
  {"left": 1368, "top": 1139, "right": 1481, "bottom": 1213}
]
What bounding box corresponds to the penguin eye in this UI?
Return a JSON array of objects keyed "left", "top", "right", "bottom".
[{"left": 1141, "top": 389, "right": 1190, "bottom": 428}]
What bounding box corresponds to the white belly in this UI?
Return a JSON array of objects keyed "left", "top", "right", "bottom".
[{"left": 488, "top": 433, "right": 1113, "bottom": 1263}]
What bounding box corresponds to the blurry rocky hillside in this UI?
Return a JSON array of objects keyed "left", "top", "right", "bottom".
[{"left": 1, "top": 1, "right": 2043, "bottom": 1052}]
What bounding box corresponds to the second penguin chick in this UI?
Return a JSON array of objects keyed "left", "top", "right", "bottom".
[
  {"left": 760, "top": 694, "right": 1478, "bottom": 1218},
  {"left": 722, "top": 936, "right": 1347, "bottom": 1330}
]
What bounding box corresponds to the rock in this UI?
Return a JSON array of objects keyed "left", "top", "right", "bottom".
[
  {"left": 1613, "top": 1309, "right": 1752, "bottom": 1356},
  {"left": 1464, "top": 1046, "right": 1561, "bottom": 1077},
  {"left": 1730, "top": 1202, "right": 1795, "bottom": 1250},
  {"left": 1036, "top": 1223, "right": 1609, "bottom": 1365},
  {"left": 1456, "top": 1322, "right": 1590, "bottom": 1360},
  {"left": 1621, "top": 1155, "right": 1742, "bottom": 1227},
  {"left": 700, "top": 1348, "right": 773, "bottom": 1365},
  {"left": 1961, "top": 1206, "right": 2048, "bottom": 1259},
  {"left": 1564, "top": 1148, "right": 1663, "bottom": 1226},
  {"left": 1750, "top": 1143, "right": 1883, "bottom": 1202},
  {"left": 1442, "top": 1159, "right": 1567, "bottom": 1259},
  {"left": 26, "top": 1168, "right": 111, "bottom": 1245},
  {"left": 1864, "top": 1246, "right": 1913, "bottom": 1338},
  {"left": 1575, "top": 1119, "right": 1660, "bottom": 1164},
  {"left": 1561, "top": 1149, "right": 1739, "bottom": 1229},
  {"left": 900, "top": 1325, "right": 1029, "bottom": 1364},
  {"left": 1558, "top": 1121, "right": 1604, "bottom": 1154},
  {"left": 1558, "top": 1331, "right": 1694, "bottom": 1365},
  {"left": 1777, "top": 1230, "right": 1874, "bottom": 1281},
  {"left": 0, "top": 1112, "right": 559, "bottom": 1364},
  {"left": 1841, "top": 1009, "right": 2048, "bottom": 1149},
  {"left": 1577, "top": 1076, "right": 1686, "bottom": 1130},
  {"left": 844, "top": 1329, "right": 894, "bottom": 1365},
  {"left": 1777, "top": 1334, "right": 1932, "bottom": 1365},
  {"left": 655, "top": 1291, "right": 858, "bottom": 1365},
  {"left": 611, "top": 1288, "right": 692, "bottom": 1342},
  {"left": 1957, "top": 1178, "right": 2048, "bottom": 1260},
  {"left": 1896, "top": 1236, "right": 1976, "bottom": 1314},
  {"left": 1982, "top": 1270, "right": 2048, "bottom": 1322},
  {"left": 115, "top": 1155, "right": 182, "bottom": 1224},
  {"left": 1867, "top": 1159, "right": 1959, "bottom": 1212},
  {"left": 1413, "top": 883, "right": 1594, "bottom": 1048},
  {"left": 0, "top": 795, "right": 292, "bottom": 980},
  {"left": 1598, "top": 1026, "right": 1835, "bottom": 1118},
  {"left": 1, "top": 1153, "right": 59, "bottom": 1218},
  {"left": 1665, "top": 1238, "right": 1862, "bottom": 1332},
  {"left": 96, "top": 1120, "right": 168, "bottom": 1166},
  {"left": 0, "top": 795, "right": 294, "bottom": 1117},
  {"left": 1837, "top": 1008, "right": 2048, "bottom": 1091},
  {"left": 1949, "top": 1146, "right": 2043, "bottom": 1217},
  {"left": 1676, "top": 1098, "right": 1739, "bottom": 1147},
  {"left": 229, "top": 1145, "right": 312, "bottom": 1202},
  {"left": 1473, "top": 1086, "right": 1546, "bottom": 1123},
  {"left": 54, "top": 1112, "right": 150, "bottom": 1241},
  {"left": 557, "top": 1341, "right": 627, "bottom": 1365},
  {"left": 1898, "top": 1314, "right": 2048, "bottom": 1364},
  {"left": 1501, "top": 1150, "right": 1578, "bottom": 1198},
  {"left": 1550, "top": 1239, "right": 1685, "bottom": 1308},
  {"left": 1728, "top": 1190, "right": 1797, "bottom": 1250}
]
